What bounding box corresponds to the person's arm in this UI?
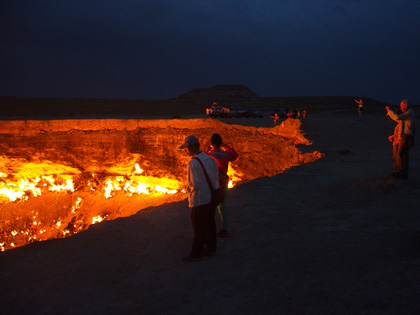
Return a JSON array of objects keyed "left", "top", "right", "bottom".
[
  {"left": 187, "top": 161, "right": 199, "bottom": 193},
  {"left": 386, "top": 107, "right": 411, "bottom": 122},
  {"left": 204, "top": 145, "right": 214, "bottom": 154},
  {"left": 221, "top": 144, "right": 238, "bottom": 161},
  {"left": 386, "top": 106, "right": 399, "bottom": 122}
]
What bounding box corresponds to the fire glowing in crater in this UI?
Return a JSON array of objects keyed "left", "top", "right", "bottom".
[
  {"left": 0, "top": 159, "right": 243, "bottom": 252},
  {"left": 0, "top": 118, "right": 321, "bottom": 251},
  {"left": 0, "top": 160, "right": 183, "bottom": 202}
]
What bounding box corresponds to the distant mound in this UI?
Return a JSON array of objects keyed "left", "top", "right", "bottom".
[{"left": 174, "top": 84, "right": 261, "bottom": 104}]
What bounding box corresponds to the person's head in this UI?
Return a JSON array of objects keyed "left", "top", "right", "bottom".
[
  {"left": 400, "top": 99, "right": 411, "bottom": 112},
  {"left": 210, "top": 133, "right": 223, "bottom": 148},
  {"left": 179, "top": 135, "right": 200, "bottom": 156}
]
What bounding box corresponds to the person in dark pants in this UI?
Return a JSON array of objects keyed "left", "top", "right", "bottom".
[
  {"left": 179, "top": 135, "right": 219, "bottom": 261},
  {"left": 386, "top": 99, "right": 415, "bottom": 179}
]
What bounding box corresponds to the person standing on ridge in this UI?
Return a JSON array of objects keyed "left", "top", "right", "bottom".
[
  {"left": 355, "top": 99, "right": 364, "bottom": 119},
  {"left": 205, "top": 133, "right": 238, "bottom": 238}
]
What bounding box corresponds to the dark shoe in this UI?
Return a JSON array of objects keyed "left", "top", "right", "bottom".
[
  {"left": 217, "top": 230, "right": 229, "bottom": 238},
  {"left": 204, "top": 248, "right": 216, "bottom": 256},
  {"left": 182, "top": 255, "right": 204, "bottom": 262},
  {"left": 390, "top": 172, "right": 408, "bottom": 180}
]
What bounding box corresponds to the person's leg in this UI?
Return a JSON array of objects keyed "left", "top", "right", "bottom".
[
  {"left": 394, "top": 140, "right": 410, "bottom": 179},
  {"left": 399, "top": 140, "right": 410, "bottom": 179},
  {"left": 204, "top": 203, "right": 217, "bottom": 252},
  {"left": 190, "top": 204, "right": 208, "bottom": 257},
  {"left": 217, "top": 188, "right": 229, "bottom": 231},
  {"left": 393, "top": 144, "right": 400, "bottom": 174}
]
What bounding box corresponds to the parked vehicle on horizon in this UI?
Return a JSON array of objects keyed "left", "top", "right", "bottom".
[
  {"left": 248, "top": 109, "right": 263, "bottom": 118},
  {"left": 229, "top": 106, "right": 249, "bottom": 118},
  {"left": 206, "top": 105, "right": 228, "bottom": 118}
]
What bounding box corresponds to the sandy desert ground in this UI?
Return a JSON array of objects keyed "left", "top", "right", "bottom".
[{"left": 1, "top": 107, "right": 419, "bottom": 314}]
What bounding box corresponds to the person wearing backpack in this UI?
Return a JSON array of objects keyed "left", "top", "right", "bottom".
[{"left": 206, "top": 133, "right": 238, "bottom": 238}]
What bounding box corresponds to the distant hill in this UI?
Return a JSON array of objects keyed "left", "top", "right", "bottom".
[
  {"left": 174, "top": 84, "right": 261, "bottom": 103},
  {"left": 0, "top": 85, "right": 390, "bottom": 118}
]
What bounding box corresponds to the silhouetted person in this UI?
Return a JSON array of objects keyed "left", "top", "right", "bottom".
[{"left": 355, "top": 99, "right": 363, "bottom": 119}]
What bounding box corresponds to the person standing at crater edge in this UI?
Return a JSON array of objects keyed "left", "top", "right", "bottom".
[
  {"left": 205, "top": 133, "right": 238, "bottom": 238},
  {"left": 179, "top": 135, "right": 219, "bottom": 261},
  {"left": 271, "top": 112, "right": 279, "bottom": 125},
  {"left": 386, "top": 99, "right": 415, "bottom": 179}
]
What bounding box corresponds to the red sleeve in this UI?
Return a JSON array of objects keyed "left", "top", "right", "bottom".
[{"left": 222, "top": 145, "right": 238, "bottom": 161}]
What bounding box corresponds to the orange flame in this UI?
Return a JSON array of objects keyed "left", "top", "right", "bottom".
[{"left": 0, "top": 158, "right": 243, "bottom": 251}]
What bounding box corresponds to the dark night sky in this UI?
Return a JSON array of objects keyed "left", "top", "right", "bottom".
[{"left": 1, "top": 0, "right": 419, "bottom": 104}]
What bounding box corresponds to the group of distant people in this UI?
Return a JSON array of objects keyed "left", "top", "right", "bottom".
[{"left": 270, "top": 109, "right": 307, "bottom": 126}]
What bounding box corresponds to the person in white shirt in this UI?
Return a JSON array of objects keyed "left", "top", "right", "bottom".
[{"left": 179, "top": 135, "right": 219, "bottom": 261}]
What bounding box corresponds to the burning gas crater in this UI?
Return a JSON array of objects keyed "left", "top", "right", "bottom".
[{"left": 0, "top": 118, "right": 322, "bottom": 251}]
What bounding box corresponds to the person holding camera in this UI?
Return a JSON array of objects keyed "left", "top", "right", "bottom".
[
  {"left": 205, "top": 133, "right": 238, "bottom": 238},
  {"left": 386, "top": 99, "right": 415, "bottom": 179}
]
